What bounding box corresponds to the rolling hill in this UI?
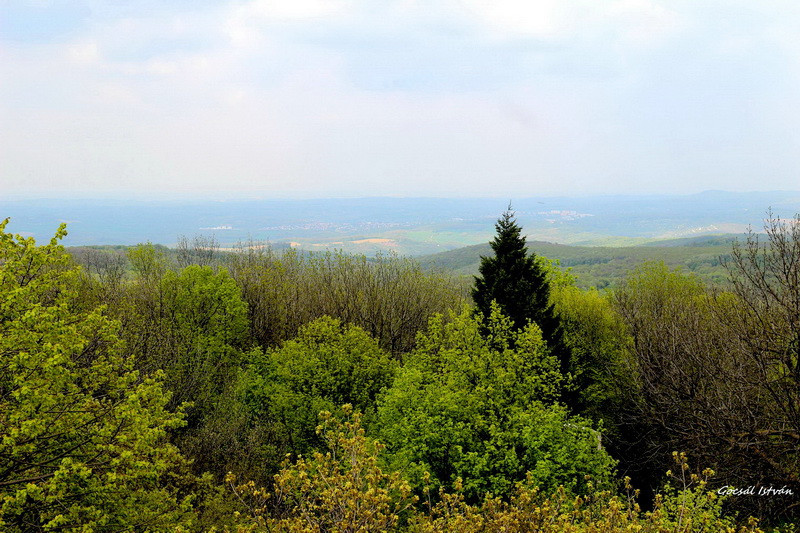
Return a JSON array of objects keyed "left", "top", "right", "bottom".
[{"left": 419, "top": 235, "right": 740, "bottom": 289}]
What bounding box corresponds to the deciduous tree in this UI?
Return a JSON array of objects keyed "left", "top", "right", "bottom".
[
  {"left": 0, "top": 219, "right": 192, "bottom": 530},
  {"left": 375, "top": 306, "right": 613, "bottom": 501},
  {"left": 242, "top": 317, "right": 396, "bottom": 474}
]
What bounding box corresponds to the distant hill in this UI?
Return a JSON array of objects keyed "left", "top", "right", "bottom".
[
  {"left": 66, "top": 231, "right": 751, "bottom": 289},
  {"left": 632, "top": 234, "right": 740, "bottom": 248},
  {"left": 419, "top": 234, "right": 742, "bottom": 289}
]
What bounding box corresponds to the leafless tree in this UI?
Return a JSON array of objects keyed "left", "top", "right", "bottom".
[
  {"left": 71, "top": 247, "right": 127, "bottom": 285},
  {"left": 615, "top": 210, "right": 800, "bottom": 522},
  {"left": 176, "top": 234, "right": 220, "bottom": 268},
  {"left": 226, "top": 243, "right": 466, "bottom": 356},
  {"left": 718, "top": 212, "right": 800, "bottom": 492}
]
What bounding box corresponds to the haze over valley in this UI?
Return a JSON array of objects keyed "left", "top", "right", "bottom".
[{"left": 4, "top": 190, "right": 799, "bottom": 255}]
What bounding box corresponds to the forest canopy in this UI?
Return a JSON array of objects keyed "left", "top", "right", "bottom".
[{"left": 0, "top": 212, "right": 798, "bottom": 531}]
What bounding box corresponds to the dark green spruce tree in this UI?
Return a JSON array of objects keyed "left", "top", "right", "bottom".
[{"left": 472, "top": 207, "right": 573, "bottom": 402}]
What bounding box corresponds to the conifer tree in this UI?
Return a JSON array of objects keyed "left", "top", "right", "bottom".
[{"left": 472, "top": 208, "right": 570, "bottom": 380}]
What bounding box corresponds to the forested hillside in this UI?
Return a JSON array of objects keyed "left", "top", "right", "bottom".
[
  {"left": 419, "top": 235, "right": 737, "bottom": 288},
  {"left": 1, "top": 213, "right": 797, "bottom": 531},
  {"left": 68, "top": 233, "right": 737, "bottom": 293}
]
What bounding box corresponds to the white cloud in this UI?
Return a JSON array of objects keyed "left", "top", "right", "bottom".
[
  {"left": 66, "top": 40, "right": 100, "bottom": 66},
  {"left": 225, "top": 0, "right": 353, "bottom": 50},
  {"left": 605, "top": 0, "right": 684, "bottom": 47},
  {"left": 3, "top": 0, "right": 800, "bottom": 198},
  {"left": 461, "top": 0, "right": 569, "bottom": 39},
  {"left": 459, "top": 0, "right": 683, "bottom": 47},
  {"left": 241, "top": 0, "right": 351, "bottom": 20}
]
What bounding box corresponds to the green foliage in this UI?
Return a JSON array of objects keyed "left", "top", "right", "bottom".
[
  {"left": 126, "top": 264, "right": 249, "bottom": 420},
  {"left": 159, "top": 265, "right": 248, "bottom": 405},
  {"left": 551, "top": 284, "right": 632, "bottom": 424},
  {"left": 653, "top": 453, "right": 735, "bottom": 533},
  {"left": 161, "top": 266, "right": 248, "bottom": 343},
  {"left": 472, "top": 209, "right": 554, "bottom": 332},
  {"left": 229, "top": 410, "right": 755, "bottom": 533},
  {"left": 242, "top": 317, "right": 397, "bottom": 463},
  {"left": 376, "top": 306, "right": 615, "bottom": 501},
  {"left": 222, "top": 408, "right": 402, "bottom": 531},
  {"left": 0, "top": 219, "right": 193, "bottom": 530},
  {"left": 280, "top": 408, "right": 415, "bottom": 531},
  {"left": 472, "top": 209, "right": 570, "bottom": 382},
  {"left": 421, "top": 237, "right": 735, "bottom": 289},
  {"left": 10, "top": 217, "right": 794, "bottom": 529},
  {"left": 127, "top": 241, "right": 169, "bottom": 282},
  {"left": 226, "top": 407, "right": 416, "bottom": 533},
  {"left": 120, "top": 261, "right": 254, "bottom": 483},
  {"left": 408, "top": 464, "right": 753, "bottom": 533}
]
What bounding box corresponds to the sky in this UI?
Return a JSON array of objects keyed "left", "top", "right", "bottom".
[{"left": 2, "top": 0, "right": 800, "bottom": 199}]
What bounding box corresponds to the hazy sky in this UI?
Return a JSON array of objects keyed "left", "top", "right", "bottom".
[{"left": 2, "top": 0, "right": 800, "bottom": 199}]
